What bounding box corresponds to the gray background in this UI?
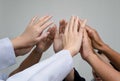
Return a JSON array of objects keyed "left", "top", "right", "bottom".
[{"left": 0, "top": 0, "right": 120, "bottom": 80}]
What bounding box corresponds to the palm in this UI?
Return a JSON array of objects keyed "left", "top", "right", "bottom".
[
  {"left": 53, "top": 20, "right": 66, "bottom": 53},
  {"left": 36, "top": 27, "right": 56, "bottom": 53},
  {"left": 53, "top": 31, "right": 63, "bottom": 53}
]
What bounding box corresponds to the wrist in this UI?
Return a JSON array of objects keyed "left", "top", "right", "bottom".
[
  {"left": 11, "top": 37, "right": 21, "bottom": 50},
  {"left": 63, "top": 47, "right": 78, "bottom": 57},
  {"left": 99, "top": 43, "right": 109, "bottom": 53},
  {"left": 85, "top": 53, "right": 97, "bottom": 62},
  {"left": 34, "top": 47, "right": 43, "bottom": 54}
]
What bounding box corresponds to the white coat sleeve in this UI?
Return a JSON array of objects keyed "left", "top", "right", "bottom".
[
  {"left": 7, "top": 50, "right": 73, "bottom": 81},
  {"left": 0, "top": 73, "right": 8, "bottom": 81},
  {"left": 0, "top": 38, "right": 16, "bottom": 70}
]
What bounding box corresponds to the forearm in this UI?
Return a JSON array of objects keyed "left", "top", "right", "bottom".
[
  {"left": 87, "top": 53, "right": 120, "bottom": 81},
  {"left": 100, "top": 44, "right": 120, "bottom": 70},
  {"left": 9, "top": 48, "right": 43, "bottom": 76},
  {"left": 11, "top": 36, "right": 24, "bottom": 50},
  {"left": 64, "top": 69, "right": 74, "bottom": 81}
]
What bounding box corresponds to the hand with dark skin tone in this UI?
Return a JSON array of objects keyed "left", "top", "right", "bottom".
[
  {"left": 9, "top": 26, "right": 56, "bottom": 77},
  {"left": 85, "top": 25, "right": 120, "bottom": 71},
  {"left": 80, "top": 25, "right": 120, "bottom": 81}
]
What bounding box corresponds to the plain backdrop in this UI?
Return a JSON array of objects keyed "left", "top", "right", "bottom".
[{"left": 0, "top": 0, "right": 120, "bottom": 80}]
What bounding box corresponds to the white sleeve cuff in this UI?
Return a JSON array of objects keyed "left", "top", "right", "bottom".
[{"left": 0, "top": 38, "right": 16, "bottom": 70}]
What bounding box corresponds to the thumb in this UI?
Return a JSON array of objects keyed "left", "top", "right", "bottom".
[{"left": 37, "top": 32, "right": 50, "bottom": 41}]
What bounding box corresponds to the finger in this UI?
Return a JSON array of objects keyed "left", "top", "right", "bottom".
[
  {"left": 37, "top": 16, "right": 52, "bottom": 26},
  {"left": 69, "top": 16, "right": 75, "bottom": 32},
  {"left": 29, "top": 16, "right": 38, "bottom": 25},
  {"left": 47, "top": 25, "right": 56, "bottom": 40},
  {"left": 85, "top": 25, "right": 94, "bottom": 34},
  {"left": 40, "top": 21, "right": 53, "bottom": 32},
  {"left": 54, "top": 28, "right": 59, "bottom": 39},
  {"left": 77, "top": 18, "right": 81, "bottom": 31},
  {"left": 74, "top": 16, "right": 79, "bottom": 32},
  {"left": 79, "top": 19, "right": 87, "bottom": 32},
  {"left": 59, "top": 19, "right": 66, "bottom": 34},
  {"left": 64, "top": 22, "right": 69, "bottom": 35},
  {"left": 83, "top": 29, "right": 89, "bottom": 42},
  {"left": 81, "top": 19, "right": 87, "bottom": 28},
  {"left": 37, "top": 32, "right": 50, "bottom": 41}
]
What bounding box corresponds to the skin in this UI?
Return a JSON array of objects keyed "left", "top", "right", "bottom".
[
  {"left": 63, "top": 16, "right": 86, "bottom": 56},
  {"left": 85, "top": 25, "right": 120, "bottom": 71},
  {"left": 92, "top": 53, "right": 114, "bottom": 81},
  {"left": 9, "top": 26, "right": 56, "bottom": 77},
  {"left": 11, "top": 15, "right": 53, "bottom": 56},
  {"left": 80, "top": 26, "right": 120, "bottom": 81},
  {"left": 10, "top": 16, "right": 86, "bottom": 80},
  {"left": 53, "top": 19, "right": 75, "bottom": 81},
  {"left": 53, "top": 17, "right": 86, "bottom": 81}
]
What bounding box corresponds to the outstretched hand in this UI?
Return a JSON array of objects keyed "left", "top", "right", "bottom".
[
  {"left": 12, "top": 16, "right": 53, "bottom": 50},
  {"left": 63, "top": 16, "right": 86, "bottom": 57},
  {"left": 35, "top": 26, "right": 56, "bottom": 53},
  {"left": 53, "top": 20, "right": 67, "bottom": 53},
  {"left": 85, "top": 25, "right": 105, "bottom": 51}
]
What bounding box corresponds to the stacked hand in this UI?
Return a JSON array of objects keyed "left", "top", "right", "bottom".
[
  {"left": 12, "top": 15, "right": 53, "bottom": 56},
  {"left": 53, "top": 20, "right": 67, "bottom": 53},
  {"left": 35, "top": 26, "right": 56, "bottom": 53},
  {"left": 63, "top": 16, "right": 86, "bottom": 56}
]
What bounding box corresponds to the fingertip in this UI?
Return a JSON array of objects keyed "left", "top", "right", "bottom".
[{"left": 81, "top": 19, "right": 87, "bottom": 28}]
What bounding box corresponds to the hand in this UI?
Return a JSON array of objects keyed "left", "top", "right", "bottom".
[
  {"left": 63, "top": 16, "right": 86, "bottom": 57},
  {"left": 12, "top": 16, "right": 53, "bottom": 50},
  {"left": 53, "top": 20, "right": 67, "bottom": 53},
  {"left": 35, "top": 26, "right": 56, "bottom": 53},
  {"left": 85, "top": 25, "right": 105, "bottom": 51},
  {"left": 80, "top": 28, "right": 94, "bottom": 60}
]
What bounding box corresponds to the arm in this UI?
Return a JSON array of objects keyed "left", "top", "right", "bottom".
[
  {"left": 28, "top": 16, "right": 85, "bottom": 81},
  {"left": 85, "top": 25, "right": 120, "bottom": 71},
  {"left": 53, "top": 18, "right": 86, "bottom": 81},
  {"left": 99, "top": 44, "right": 120, "bottom": 71},
  {"left": 7, "top": 16, "right": 84, "bottom": 81},
  {"left": 53, "top": 19, "right": 75, "bottom": 81},
  {"left": 9, "top": 49, "right": 43, "bottom": 77},
  {"left": 80, "top": 28, "right": 120, "bottom": 81},
  {"left": 9, "top": 27, "right": 56, "bottom": 76}
]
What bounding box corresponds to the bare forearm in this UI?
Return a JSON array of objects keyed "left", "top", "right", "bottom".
[
  {"left": 64, "top": 69, "right": 74, "bottom": 81},
  {"left": 101, "top": 44, "right": 120, "bottom": 70},
  {"left": 9, "top": 48, "right": 43, "bottom": 76},
  {"left": 87, "top": 53, "right": 120, "bottom": 81}
]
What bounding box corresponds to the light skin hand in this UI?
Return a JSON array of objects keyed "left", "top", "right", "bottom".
[
  {"left": 12, "top": 16, "right": 53, "bottom": 50},
  {"left": 14, "top": 26, "right": 56, "bottom": 57},
  {"left": 63, "top": 16, "right": 86, "bottom": 57},
  {"left": 80, "top": 28, "right": 94, "bottom": 60},
  {"left": 53, "top": 20, "right": 66, "bottom": 53},
  {"left": 53, "top": 20, "right": 75, "bottom": 81}
]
